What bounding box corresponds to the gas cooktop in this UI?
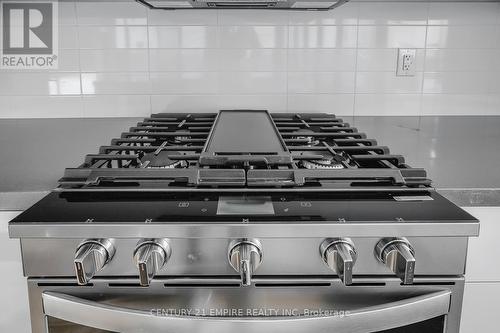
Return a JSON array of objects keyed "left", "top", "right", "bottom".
[{"left": 59, "top": 110, "right": 431, "bottom": 191}]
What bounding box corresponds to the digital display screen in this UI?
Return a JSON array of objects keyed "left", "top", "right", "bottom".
[{"left": 217, "top": 196, "right": 275, "bottom": 215}]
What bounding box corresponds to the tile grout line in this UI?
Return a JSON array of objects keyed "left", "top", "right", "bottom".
[
  {"left": 74, "top": 1, "right": 84, "bottom": 118},
  {"left": 352, "top": 3, "right": 360, "bottom": 118}
]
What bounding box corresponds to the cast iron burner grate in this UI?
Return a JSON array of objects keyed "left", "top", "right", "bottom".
[{"left": 59, "top": 111, "right": 431, "bottom": 190}]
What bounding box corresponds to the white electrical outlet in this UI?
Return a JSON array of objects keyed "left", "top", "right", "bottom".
[{"left": 397, "top": 49, "right": 417, "bottom": 76}]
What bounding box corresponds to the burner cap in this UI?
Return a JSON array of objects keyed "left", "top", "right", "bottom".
[
  {"left": 294, "top": 136, "right": 320, "bottom": 147},
  {"left": 299, "top": 151, "right": 345, "bottom": 169},
  {"left": 141, "top": 151, "right": 186, "bottom": 168}
]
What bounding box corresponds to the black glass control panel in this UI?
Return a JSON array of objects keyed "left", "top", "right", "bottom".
[{"left": 11, "top": 191, "right": 476, "bottom": 224}]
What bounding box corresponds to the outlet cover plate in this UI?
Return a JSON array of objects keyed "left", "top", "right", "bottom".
[{"left": 397, "top": 49, "right": 417, "bottom": 76}]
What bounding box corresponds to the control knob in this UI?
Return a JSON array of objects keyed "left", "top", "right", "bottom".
[
  {"left": 375, "top": 237, "right": 416, "bottom": 284},
  {"left": 74, "top": 239, "right": 115, "bottom": 285},
  {"left": 134, "top": 239, "right": 171, "bottom": 287},
  {"left": 228, "top": 239, "right": 263, "bottom": 287},
  {"left": 320, "top": 238, "right": 357, "bottom": 285}
]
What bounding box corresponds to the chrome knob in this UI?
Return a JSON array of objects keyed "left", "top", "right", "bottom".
[
  {"left": 228, "top": 239, "right": 263, "bottom": 287},
  {"left": 133, "top": 239, "right": 171, "bottom": 287},
  {"left": 74, "top": 239, "right": 115, "bottom": 285},
  {"left": 375, "top": 237, "right": 416, "bottom": 285},
  {"left": 320, "top": 238, "right": 357, "bottom": 285}
]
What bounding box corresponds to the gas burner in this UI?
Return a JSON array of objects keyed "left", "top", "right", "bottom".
[
  {"left": 299, "top": 151, "right": 345, "bottom": 169},
  {"left": 140, "top": 151, "right": 187, "bottom": 168},
  {"left": 294, "top": 136, "right": 320, "bottom": 147}
]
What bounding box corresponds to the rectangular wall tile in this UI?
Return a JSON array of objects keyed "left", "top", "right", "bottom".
[
  {"left": 151, "top": 95, "right": 219, "bottom": 113},
  {"left": 59, "top": 26, "right": 79, "bottom": 49},
  {"left": 219, "top": 26, "right": 288, "bottom": 49},
  {"left": 289, "top": 26, "right": 357, "bottom": 48},
  {"left": 421, "top": 94, "right": 493, "bottom": 116},
  {"left": 218, "top": 95, "right": 287, "bottom": 112},
  {"left": 288, "top": 2, "right": 359, "bottom": 25},
  {"left": 59, "top": 2, "right": 77, "bottom": 26},
  {"left": 425, "top": 49, "right": 496, "bottom": 72},
  {"left": 149, "top": 26, "right": 218, "bottom": 49},
  {"left": 81, "top": 72, "right": 151, "bottom": 95},
  {"left": 149, "top": 49, "right": 219, "bottom": 72},
  {"left": 76, "top": 2, "right": 147, "bottom": 25},
  {"left": 216, "top": 49, "right": 287, "bottom": 72},
  {"left": 80, "top": 49, "right": 149, "bottom": 72},
  {"left": 288, "top": 94, "right": 354, "bottom": 115},
  {"left": 358, "top": 26, "right": 426, "bottom": 48},
  {"left": 427, "top": 26, "right": 499, "bottom": 49},
  {"left": 288, "top": 72, "right": 355, "bottom": 94},
  {"left": 423, "top": 72, "right": 494, "bottom": 94},
  {"left": 355, "top": 94, "right": 422, "bottom": 116},
  {"left": 150, "top": 72, "right": 218, "bottom": 94},
  {"left": 0, "top": 73, "right": 81, "bottom": 96},
  {"left": 148, "top": 9, "right": 217, "bottom": 26},
  {"left": 218, "top": 72, "right": 287, "bottom": 94},
  {"left": 358, "top": 2, "right": 428, "bottom": 25},
  {"left": 428, "top": 2, "right": 500, "bottom": 25},
  {"left": 83, "top": 95, "right": 151, "bottom": 117},
  {"left": 287, "top": 49, "right": 357, "bottom": 71},
  {"left": 7, "top": 96, "right": 84, "bottom": 118},
  {"left": 0, "top": 97, "right": 12, "bottom": 117},
  {"left": 219, "top": 10, "right": 289, "bottom": 26},
  {"left": 79, "top": 26, "right": 148, "bottom": 49},
  {"left": 356, "top": 72, "right": 423, "bottom": 94}
]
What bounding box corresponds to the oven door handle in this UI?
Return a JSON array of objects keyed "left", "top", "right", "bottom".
[{"left": 42, "top": 290, "right": 451, "bottom": 333}]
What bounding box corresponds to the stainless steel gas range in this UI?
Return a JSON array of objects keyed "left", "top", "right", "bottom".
[{"left": 9, "top": 110, "right": 479, "bottom": 333}]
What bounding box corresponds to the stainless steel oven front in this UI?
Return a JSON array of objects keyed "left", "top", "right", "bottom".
[{"left": 28, "top": 276, "right": 463, "bottom": 333}]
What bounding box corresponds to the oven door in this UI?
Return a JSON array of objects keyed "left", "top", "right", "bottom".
[{"left": 34, "top": 278, "right": 461, "bottom": 333}]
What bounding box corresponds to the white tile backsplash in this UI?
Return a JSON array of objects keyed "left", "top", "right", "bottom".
[
  {"left": 288, "top": 72, "right": 355, "bottom": 94},
  {"left": 150, "top": 72, "right": 219, "bottom": 94},
  {"left": 147, "top": 9, "right": 218, "bottom": 26},
  {"left": 79, "top": 26, "right": 148, "bottom": 49},
  {"left": 219, "top": 26, "right": 288, "bottom": 49},
  {"left": 76, "top": 2, "right": 148, "bottom": 26},
  {"left": 358, "top": 2, "right": 429, "bottom": 26},
  {"left": 218, "top": 72, "right": 287, "bottom": 94},
  {"left": 288, "top": 94, "right": 355, "bottom": 115},
  {"left": 288, "top": 2, "right": 359, "bottom": 25},
  {"left": 358, "top": 26, "right": 427, "bottom": 48},
  {"left": 428, "top": 2, "right": 500, "bottom": 26},
  {"left": 80, "top": 49, "right": 149, "bottom": 72},
  {"left": 81, "top": 72, "right": 151, "bottom": 95},
  {"left": 219, "top": 10, "right": 289, "bottom": 26},
  {"left": 149, "top": 49, "right": 220, "bottom": 72},
  {"left": 426, "top": 26, "right": 500, "bottom": 49},
  {"left": 424, "top": 49, "right": 496, "bottom": 72},
  {"left": 216, "top": 49, "right": 287, "bottom": 72},
  {"left": 287, "top": 49, "right": 357, "bottom": 71},
  {"left": 0, "top": 73, "right": 81, "bottom": 96},
  {"left": 355, "top": 94, "right": 422, "bottom": 116},
  {"left": 149, "top": 26, "right": 218, "bottom": 48},
  {"left": 82, "top": 95, "right": 151, "bottom": 117},
  {"left": 2, "top": 1, "right": 500, "bottom": 118},
  {"left": 421, "top": 94, "right": 494, "bottom": 116},
  {"left": 289, "top": 26, "right": 357, "bottom": 48},
  {"left": 423, "top": 72, "right": 494, "bottom": 94},
  {"left": 357, "top": 49, "right": 425, "bottom": 72},
  {"left": 356, "top": 72, "right": 424, "bottom": 94}
]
